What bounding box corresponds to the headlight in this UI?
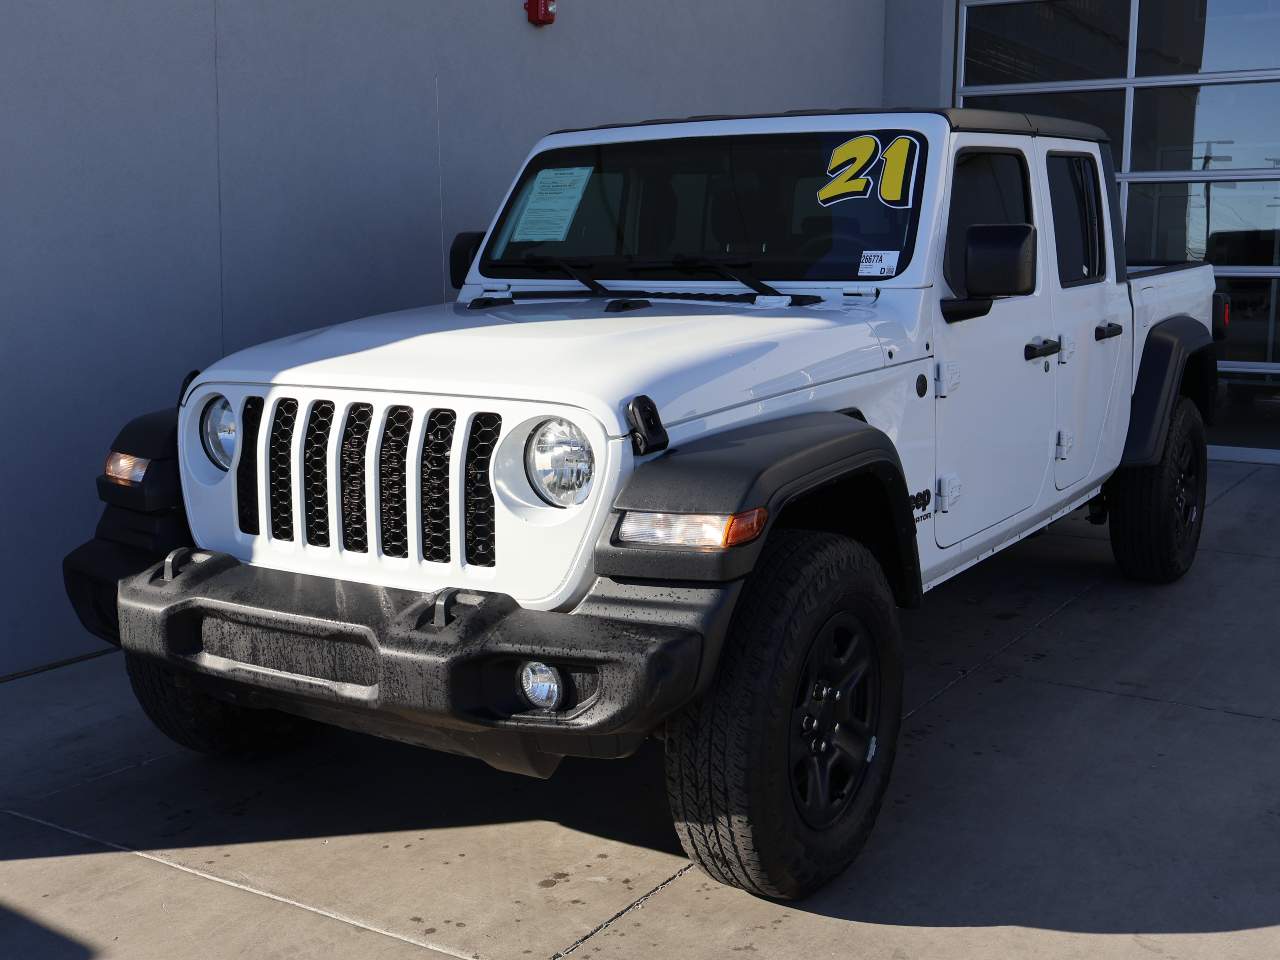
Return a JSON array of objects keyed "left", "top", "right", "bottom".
[
  {"left": 524, "top": 418, "right": 594, "bottom": 507},
  {"left": 200, "top": 395, "right": 237, "bottom": 471}
]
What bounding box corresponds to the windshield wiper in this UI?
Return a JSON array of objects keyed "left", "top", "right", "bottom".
[
  {"left": 520, "top": 255, "right": 612, "bottom": 296},
  {"left": 631, "top": 257, "right": 821, "bottom": 306}
]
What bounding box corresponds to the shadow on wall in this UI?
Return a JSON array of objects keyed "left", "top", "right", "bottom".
[{"left": 0, "top": 904, "right": 94, "bottom": 960}]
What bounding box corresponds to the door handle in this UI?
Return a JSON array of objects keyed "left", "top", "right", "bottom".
[
  {"left": 1024, "top": 338, "right": 1061, "bottom": 361},
  {"left": 1095, "top": 322, "right": 1124, "bottom": 341}
]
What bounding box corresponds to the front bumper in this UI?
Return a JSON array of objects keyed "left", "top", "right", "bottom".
[{"left": 114, "top": 550, "right": 737, "bottom": 777}]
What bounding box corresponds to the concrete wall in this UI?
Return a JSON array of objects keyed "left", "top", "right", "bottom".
[
  {"left": 884, "top": 0, "right": 958, "bottom": 109},
  {"left": 0, "top": 0, "right": 890, "bottom": 676}
]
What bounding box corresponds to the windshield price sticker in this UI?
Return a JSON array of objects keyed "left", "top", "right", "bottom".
[
  {"left": 512, "top": 166, "right": 593, "bottom": 242},
  {"left": 817, "top": 133, "right": 921, "bottom": 210},
  {"left": 859, "top": 250, "right": 900, "bottom": 277}
]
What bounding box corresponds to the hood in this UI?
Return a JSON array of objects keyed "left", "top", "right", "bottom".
[{"left": 193, "top": 297, "right": 889, "bottom": 435}]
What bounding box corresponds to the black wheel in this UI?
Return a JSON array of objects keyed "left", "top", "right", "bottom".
[
  {"left": 664, "top": 530, "right": 903, "bottom": 899},
  {"left": 1107, "top": 397, "right": 1207, "bottom": 583},
  {"left": 126, "top": 653, "right": 308, "bottom": 756}
]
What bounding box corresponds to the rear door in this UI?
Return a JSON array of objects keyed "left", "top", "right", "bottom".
[
  {"left": 1035, "top": 142, "right": 1130, "bottom": 490},
  {"left": 933, "top": 137, "right": 1056, "bottom": 549}
]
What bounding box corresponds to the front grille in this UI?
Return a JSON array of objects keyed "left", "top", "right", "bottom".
[
  {"left": 268, "top": 399, "right": 298, "bottom": 540},
  {"left": 340, "top": 404, "right": 374, "bottom": 552},
  {"left": 463, "top": 413, "right": 502, "bottom": 567},
  {"left": 378, "top": 406, "right": 413, "bottom": 559},
  {"left": 302, "top": 401, "right": 335, "bottom": 546},
  {"left": 230, "top": 394, "right": 499, "bottom": 569},
  {"left": 421, "top": 409, "right": 456, "bottom": 563},
  {"left": 236, "top": 397, "right": 265, "bottom": 535}
]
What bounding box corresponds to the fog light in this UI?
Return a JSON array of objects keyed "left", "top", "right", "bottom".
[
  {"left": 519, "top": 661, "right": 563, "bottom": 711},
  {"left": 104, "top": 451, "right": 150, "bottom": 485}
]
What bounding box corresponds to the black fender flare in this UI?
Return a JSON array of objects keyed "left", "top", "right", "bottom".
[
  {"left": 63, "top": 408, "right": 190, "bottom": 645},
  {"left": 1122, "top": 315, "right": 1217, "bottom": 467},
  {"left": 594, "top": 412, "right": 922, "bottom": 604}
]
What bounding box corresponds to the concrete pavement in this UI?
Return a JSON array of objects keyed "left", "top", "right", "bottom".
[{"left": 2, "top": 463, "right": 1277, "bottom": 959}]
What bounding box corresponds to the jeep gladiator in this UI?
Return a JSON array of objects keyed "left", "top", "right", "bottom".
[{"left": 65, "top": 108, "right": 1225, "bottom": 899}]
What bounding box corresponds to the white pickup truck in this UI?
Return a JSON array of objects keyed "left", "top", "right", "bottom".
[{"left": 65, "top": 108, "right": 1227, "bottom": 899}]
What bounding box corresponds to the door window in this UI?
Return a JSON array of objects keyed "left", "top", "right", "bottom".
[
  {"left": 1047, "top": 154, "right": 1106, "bottom": 285},
  {"left": 944, "top": 152, "right": 1033, "bottom": 297}
]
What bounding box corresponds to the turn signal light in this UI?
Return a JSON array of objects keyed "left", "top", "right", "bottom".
[
  {"left": 104, "top": 451, "right": 149, "bottom": 485},
  {"left": 617, "top": 508, "right": 768, "bottom": 550}
]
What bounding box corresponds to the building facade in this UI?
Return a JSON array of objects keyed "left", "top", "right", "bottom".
[{"left": 955, "top": 0, "right": 1280, "bottom": 458}]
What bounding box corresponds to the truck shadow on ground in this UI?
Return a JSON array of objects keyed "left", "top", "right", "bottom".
[{"left": 9, "top": 513, "right": 1280, "bottom": 938}]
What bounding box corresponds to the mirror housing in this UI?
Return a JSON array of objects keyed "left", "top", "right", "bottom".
[
  {"left": 449, "top": 231, "right": 486, "bottom": 289},
  {"left": 965, "top": 223, "right": 1036, "bottom": 298}
]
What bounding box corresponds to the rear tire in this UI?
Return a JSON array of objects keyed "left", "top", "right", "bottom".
[
  {"left": 1107, "top": 397, "right": 1207, "bottom": 583},
  {"left": 664, "top": 530, "right": 903, "bottom": 899},
  {"left": 126, "top": 653, "right": 307, "bottom": 756}
]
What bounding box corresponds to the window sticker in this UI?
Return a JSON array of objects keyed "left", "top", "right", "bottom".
[
  {"left": 859, "top": 250, "right": 901, "bottom": 277},
  {"left": 817, "top": 133, "right": 922, "bottom": 210},
  {"left": 511, "top": 166, "right": 594, "bottom": 242}
]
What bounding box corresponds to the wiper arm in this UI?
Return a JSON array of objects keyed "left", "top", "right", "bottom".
[
  {"left": 520, "top": 255, "right": 611, "bottom": 296},
  {"left": 629, "top": 257, "right": 819, "bottom": 306}
]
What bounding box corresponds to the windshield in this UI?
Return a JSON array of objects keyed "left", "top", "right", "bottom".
[{"left": 481, "top": 131, "right": 929, "bottom": 284}]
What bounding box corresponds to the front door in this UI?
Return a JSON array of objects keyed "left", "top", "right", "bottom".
[{"left": 934, "top": 138, "right": 1057, "bottom": 549}]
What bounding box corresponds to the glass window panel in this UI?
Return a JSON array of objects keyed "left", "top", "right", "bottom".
[
  {"left": 1047, "top": 155, "right": 1107, "bottom": 283},
  {"left": 963, "top": 90, "right": 1127, "bottom": 166},
  {"left": 944, "top": 152, "right": 1033, "bottom": 296},
  {"left": 1131, "top": 83, "right": 1280, "bottom": 172},
  {"left": 1210, "top": 277, "right": 1280, "bottom": 366},
  {"left": 1125, "top": 181, "right": 1280, "bottom": 266},
  {"left": 965, "top": 0, "right": 1130, "bottom": 85},
  {"left": 1137, "top": 0, "right": 1280, "bottom": 76}
]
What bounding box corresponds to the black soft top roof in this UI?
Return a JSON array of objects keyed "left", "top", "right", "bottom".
[{"left": 552, "top": 107, "right": 1108, "bottom": 143}]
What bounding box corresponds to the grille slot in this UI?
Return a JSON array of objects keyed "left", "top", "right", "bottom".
[
  {"left": 236, "top": 397, "right": 265, "bottom": 535},
  {"left": 420, "top": 409, "right": 456, "bottom": 563},
  {"left": 463, "top": 413, "right": 502, "bottom": 567},
  {"left": 268, "top": 399, "right": 298, "bottom": 540},
  {"left": 302, "top": 400, "right": 335, "bottom": 546},
  {"left": 378, "top": 406, "right": 413, "bottom": 558},
  {"left": 340, "top": 403, "right": 373, "bottom": 552}
]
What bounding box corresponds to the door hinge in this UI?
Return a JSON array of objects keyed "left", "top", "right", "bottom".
[
  {"left": 1056, "top": 430, "right": 1075, "bottom": 460},
  {"left": 937, "top": 473, "right": 963, "bottom": 512},
  {"left": 1058, "top": 334, "right": 1077, "bottom": 364},
  {"left": 935, "top": 361, "right": 961, "bottom": 398}
]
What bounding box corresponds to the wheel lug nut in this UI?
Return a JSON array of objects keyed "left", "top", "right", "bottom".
[
  {"left": 819, "top": 740, "right": 829, "bottom": 753},
  {"left": 810, "top": 738, "right": 822, "bottom": 754},
  {"left": 833, "top": 689, "right": 842, "bottom": 703},
  {"left": 832, "top": 722, "right": 840, "bottom": 733},
  {"left": 812, "top": 684, "right": 825, "bottom": 701},
  {"left": 801, "top": 715, "right": 815, "bottom": 731}
]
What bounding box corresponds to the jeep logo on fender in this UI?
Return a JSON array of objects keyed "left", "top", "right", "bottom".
[{"left": 909, "top": 488, "right": 932, "bottom": 513}]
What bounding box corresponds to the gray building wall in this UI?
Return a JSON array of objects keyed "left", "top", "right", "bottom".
[{"left": 1, "top": 0, "right": 898, "bottom": 676}]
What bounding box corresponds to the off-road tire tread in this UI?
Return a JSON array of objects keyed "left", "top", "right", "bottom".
[
  {"left": 125, "top": 653, "right": 304, "bottom": 755},
  {"left": 1108, "top": 398, "right": 1206, "bottom": 583},
  {"left": 665, "top": 530, "right": 899, "bottom": 899}
]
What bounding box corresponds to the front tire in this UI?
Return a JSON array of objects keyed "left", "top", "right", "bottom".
[
  {"left": 664, "top": 530, "right": 903, "bottom": 899},
  {"left": 1107, "top": 397, "right": 1207, "bottom": 583},
  {"left": 126, "top": 653, "right": 307, "bottom": 756}
]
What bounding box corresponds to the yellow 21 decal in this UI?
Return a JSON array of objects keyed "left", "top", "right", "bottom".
[{"left": 817, "top": 134, "right": 920, "bottom": 209}]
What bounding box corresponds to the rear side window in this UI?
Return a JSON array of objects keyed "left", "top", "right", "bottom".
[
  {"left": 1047, "top": 154, "right": 1106, "bottom": 285},
  {"left": 944, "top": 152, "right": 1032, "bottom": 297}
]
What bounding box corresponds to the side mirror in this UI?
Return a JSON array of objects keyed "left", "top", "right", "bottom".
[
  {"left": 965, "top": 223, "right": 1036, "bottom": 298},
  {"left": 449, "top": 231, "right": 486, "bottom": 290}
]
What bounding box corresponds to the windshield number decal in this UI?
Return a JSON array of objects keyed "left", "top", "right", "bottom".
[{"left": 817, "top": 133, "right": 921, "bottom": 209}]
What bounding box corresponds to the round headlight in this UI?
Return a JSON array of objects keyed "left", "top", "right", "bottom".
[
  {"left": 524, "top": 418, "right": 594, "bottom": 507},
  {"left": 200, "top": 395, "right": 237, "bottom": 471}
]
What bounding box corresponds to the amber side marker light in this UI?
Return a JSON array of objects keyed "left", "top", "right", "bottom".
[
  {"left": 104, "top": 451, "right": 149, "bottom": 485},
  {"left": 618, "top": 507, "right": 768, "bottom": 550}
]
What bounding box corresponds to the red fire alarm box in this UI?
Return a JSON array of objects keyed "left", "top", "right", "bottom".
[{"left": 525, "top": 0, "right": 556, "bottom": 25}]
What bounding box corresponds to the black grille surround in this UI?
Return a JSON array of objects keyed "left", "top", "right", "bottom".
[
  {"left": 302, "top": 401, "right": 335, "bottom": 547},
  {"left": 378, "top": 406, "right": 414, "bottom": 559},
  {"left": 339, "top": 403, "right": 374, "bottom": 552},
  {"left": 420, "top": 409, "right": 456, "bottom": 563},
  {"left": 268, "top": 399, "right": 298, "bottom": 541},
  {"left": 463, "top": 413, "right": 502, "bottom": 567},
  {"left": 236, "top": 397, "right": 265, "bottom": 535}
]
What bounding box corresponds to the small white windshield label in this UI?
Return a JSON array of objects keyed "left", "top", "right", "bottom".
[
  {"left": 858, "top": 250, "right": 900, "bottom": 277},
  {"left": 512, "top": 167, "right": 593, "bottom": 243}
]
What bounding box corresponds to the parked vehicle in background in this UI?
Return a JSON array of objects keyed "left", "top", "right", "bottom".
[{"left": 66, "top": 108, "right": 1224, "bottom": 899}]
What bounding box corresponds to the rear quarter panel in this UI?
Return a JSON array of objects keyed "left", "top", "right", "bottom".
[{"left": 1128, "top": 264, "right": 1216, "bottom": 388}]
